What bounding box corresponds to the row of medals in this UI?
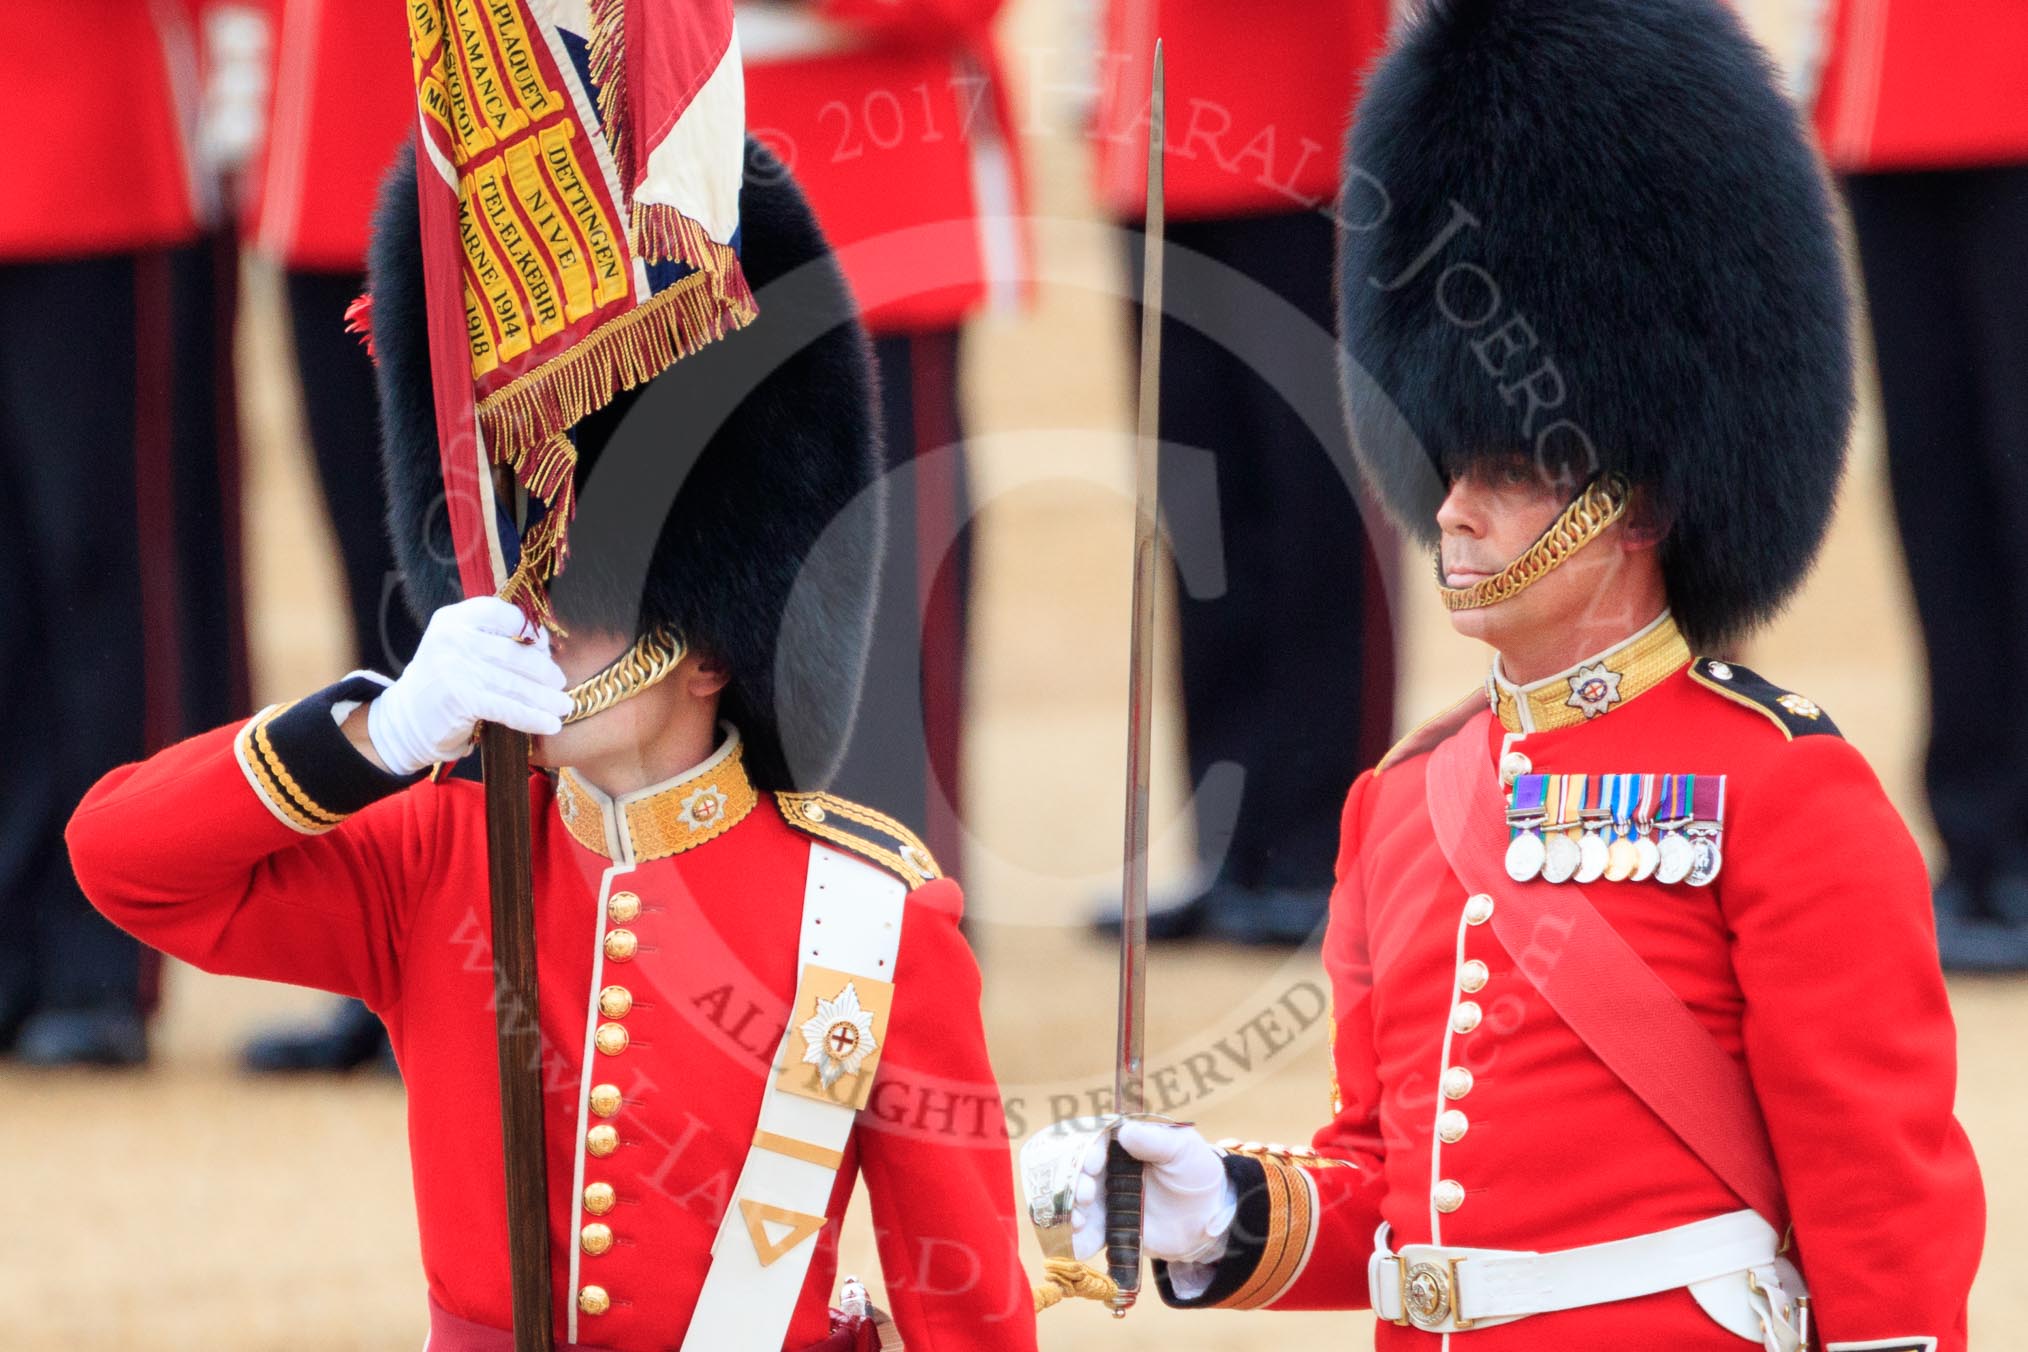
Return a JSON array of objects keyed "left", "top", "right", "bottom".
[{"left": 1504, "top": 776, "right": 1725, "bottom": 887}]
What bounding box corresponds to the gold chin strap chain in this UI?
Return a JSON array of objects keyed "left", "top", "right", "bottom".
[
  {"left": 1436, "top": 473, "right": 1631, "bottom": 612},
  {"left": 562, "top": 627, "right": 687, "bottom": 725}
]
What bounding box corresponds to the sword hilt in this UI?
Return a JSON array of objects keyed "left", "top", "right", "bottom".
[{"left": 1104, "top": 1137, "right": 1144, "bottom": 1315}]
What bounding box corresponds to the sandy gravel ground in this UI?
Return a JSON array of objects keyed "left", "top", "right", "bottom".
[{"left": 1, "top": 2, "right": 2017, "bottom": 1346}]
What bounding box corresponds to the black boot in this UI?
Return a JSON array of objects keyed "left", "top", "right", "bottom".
[
  {"left": 1202, "top": 886, "right": 1331, "bottom": 948},
  {"left": 14, "top": 1006, "right": 148, "bottom": 1067},
  {"left": 1932, "top": 873, "right": 2028, "bottom": 973},
  {"left": 1091, "top": 875, "right": 1252, "bottom": 944},
  {"left": 242, "top": 999, "right": 394, "bottom": 1073}
]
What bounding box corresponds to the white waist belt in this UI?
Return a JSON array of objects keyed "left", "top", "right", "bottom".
[{"left": 1368, "top": 1209, "right": 1803, "bottom": 1343}]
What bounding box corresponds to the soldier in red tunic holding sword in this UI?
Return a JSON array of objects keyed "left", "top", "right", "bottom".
[{"left": 1038, "top": 1, "right": 1986, "bottom": 1348}]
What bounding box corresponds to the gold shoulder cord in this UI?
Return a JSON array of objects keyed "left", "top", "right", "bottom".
[
  {"left": 1436, "top": 474, "right": 1630, "bottom": 612},
  {"left": 563, "top": 627, "right": 686, "bottom": 724}
]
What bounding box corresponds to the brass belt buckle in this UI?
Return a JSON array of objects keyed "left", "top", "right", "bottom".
[{"left": 1399, "top": 1255, "right": 1474, "bottom": 1331}]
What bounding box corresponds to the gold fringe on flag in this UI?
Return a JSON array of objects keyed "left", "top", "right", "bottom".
[
  {"left": 631, "top": 202, "right": 743, "bottom": 272},
  {"left": 494, "top": 428, "right": 577, "bottom": 631},
  {"left": 478, "top": 255, "right": 757, "bottom": 461},
  {"left": 479, "top": 257, "right": 758, "bottom": 628},
  {"left": 587, "top": 0, "right": 631, "bottom": 197}
]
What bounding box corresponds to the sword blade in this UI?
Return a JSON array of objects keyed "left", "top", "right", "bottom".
[{"left": 1107, "top": 38, "right": 1163, "bottom": 1317}]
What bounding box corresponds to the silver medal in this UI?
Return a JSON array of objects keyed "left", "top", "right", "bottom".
[
  {"left": 1505, "top": 830, "right": 1547, "bottom": 882},
  {"left": 1687, "top": 834, "right": 1723, "bottom": 886},
  {"left": 1575, "top": 830, "right": 1609, "bottom": 884},
  {"left": 1631, "top": 833, "right": 1662, "bottom": 882},
  {"left": 1542, "top": 832, "right": 1582, "bottom": 884},
  {"left": 1656, "top": 830, "right": 1694, "bottom": 885}
]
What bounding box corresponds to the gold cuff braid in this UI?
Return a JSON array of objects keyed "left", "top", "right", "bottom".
[
  {"left": 1436, "top": 474, "right": 1630, "bottom": 612},
  {"left": 562, "top": 628, "right": 686, "bottom": 724}
]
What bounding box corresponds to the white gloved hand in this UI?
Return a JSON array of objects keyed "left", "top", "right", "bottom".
[
  {"left": 366, "top": 597, "right": 574, "bottom": 775},
  {"left": 1070, "top": 1119, "right": 1236, "bottom": 1265}
]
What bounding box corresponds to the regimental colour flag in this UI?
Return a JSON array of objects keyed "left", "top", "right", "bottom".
[{"left": 405, "top": 0, "right": 754, "bottom": 622}]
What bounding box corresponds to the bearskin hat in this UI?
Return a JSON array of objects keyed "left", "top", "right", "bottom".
[
  {"left": 1337, "top": 0, "right": 1853, "bottom": 647},
  {"left": 367, "top": 140, "right": 882, "bottom": 791}
]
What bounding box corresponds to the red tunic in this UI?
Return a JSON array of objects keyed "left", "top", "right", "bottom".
[
  {"left": 242, "top": 0, "right": 415, "bottom": 270},
  {"left": 1093, "top": 0, "right": 1396, "bottom": 221},
  {"left": 67, "top": 678, "right": 1037, "bottom": 1351},
  {"left": 740, "top": 0, "right": 1029, "bottom": 334},
  {"left": 1160, "top": 618, "right": 1983, "bottom": 1351},
  {"left": 1814, "top": 0, "right": 2028, "bottom": 172},
  {"left": 0, "top": 0, "right": 206, "bottom": 259}
]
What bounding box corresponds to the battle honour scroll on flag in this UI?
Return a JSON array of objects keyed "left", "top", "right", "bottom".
[{"left": 405, "top": 0, "right": 755, "bottom": 624}]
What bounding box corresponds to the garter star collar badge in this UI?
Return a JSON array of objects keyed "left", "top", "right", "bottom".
[
  {"left": 680, "top": 784, "right": 729, "bottom": 831},
  {"left": 1565, "top": 661, "right": 1625, "bottom": 720}
]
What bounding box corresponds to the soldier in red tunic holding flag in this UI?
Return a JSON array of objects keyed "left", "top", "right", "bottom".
[
  {"left": 1050, "top": 1, "right": 1986, "bottom": 1348},
  {"left": 65, "top": 0, "right": 1039, "bottom": 1345}
]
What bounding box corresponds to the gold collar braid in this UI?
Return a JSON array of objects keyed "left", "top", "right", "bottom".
[
  {"left": 555, "top": 729, "right": 756, "bottom": 862},
  {"left": 1489, "top": 610, "right": 1691, "bottom": 733},
  {"left": 563, "top": 627, "right": 686, "bottom": 725},
  {"left": 1437, "top": 474, "right": 1630, "bottom": 611}
]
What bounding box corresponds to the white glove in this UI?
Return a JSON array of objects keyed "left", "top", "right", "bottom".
[
  {"left": 1070, "top": 1119, "right": 1236, "bottom": 1265},
  {"left": 366, "top": 597, "right": 574, "bottom": 775}
]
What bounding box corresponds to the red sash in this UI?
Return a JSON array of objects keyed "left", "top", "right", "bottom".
[{"left": 1424, "top": 712, "right": 1787, "bottom": 1227}]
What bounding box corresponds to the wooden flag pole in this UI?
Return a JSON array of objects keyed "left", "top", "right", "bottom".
[{"left": 484, "top": 468, "right": 556, "bottom": 1352}]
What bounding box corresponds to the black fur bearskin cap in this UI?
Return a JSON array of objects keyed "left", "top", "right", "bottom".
[
  {"left": 367, "top": 140, "right": 882, "bottom": 792},
  {"left": 1337, "top": 0, "right": 1853, "bottom": 647}
]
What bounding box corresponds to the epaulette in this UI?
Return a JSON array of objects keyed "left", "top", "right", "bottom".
[
  {"left": 1373, "top": 690, "right": 1484, "bottom": 775},
  {"left": 1687, "top": 658, "right": 1842, "bottom": 740},
  {"left": 775, "top": 791, "right": 943, "bottom": 890}
]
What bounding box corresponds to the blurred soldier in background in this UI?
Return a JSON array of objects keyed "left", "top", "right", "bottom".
[
  {"left": 234, "top": 0, "right": 419, "bottom": 1072},
  {"left": 741, "top": 0, "right": 1030, "bottom": 874},
  {"left": 0, "top": 0, "right": 247, "bottom": 1067},
  {"left": 1092, "top": 0, "right": 1399, "bottom": 946},
  {"left": 1816, "top": 0, "right": 2028, "bottom": 970}
]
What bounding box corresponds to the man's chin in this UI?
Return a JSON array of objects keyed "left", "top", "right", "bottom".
[{"left": 1446, "top": 598, "right": 1518, "bottom": 647}]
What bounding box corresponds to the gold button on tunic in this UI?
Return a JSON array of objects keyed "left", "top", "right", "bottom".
[{"left": 1459, "top": 959, "right": 1489, "bottom": 994}]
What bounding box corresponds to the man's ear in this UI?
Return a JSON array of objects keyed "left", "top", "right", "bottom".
[
  {"left": 686, "top": 655, "right": 732, "bottom": 699},
  {"left": 1620, "top": 486, "right": 1673, "bottom": 551}
]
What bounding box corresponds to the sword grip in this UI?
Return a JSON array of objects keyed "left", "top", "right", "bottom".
[{"left": 1104, "top": 1138, "right": 1144, "bottom": 1314}]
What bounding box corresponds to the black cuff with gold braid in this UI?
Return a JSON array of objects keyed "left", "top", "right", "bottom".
[
  {"left": 235, "top": 675, "right": 425, "bottom": 834},
  {"left": 1155, "top": 1149, "right": 1320, "bottom": 1311}
]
